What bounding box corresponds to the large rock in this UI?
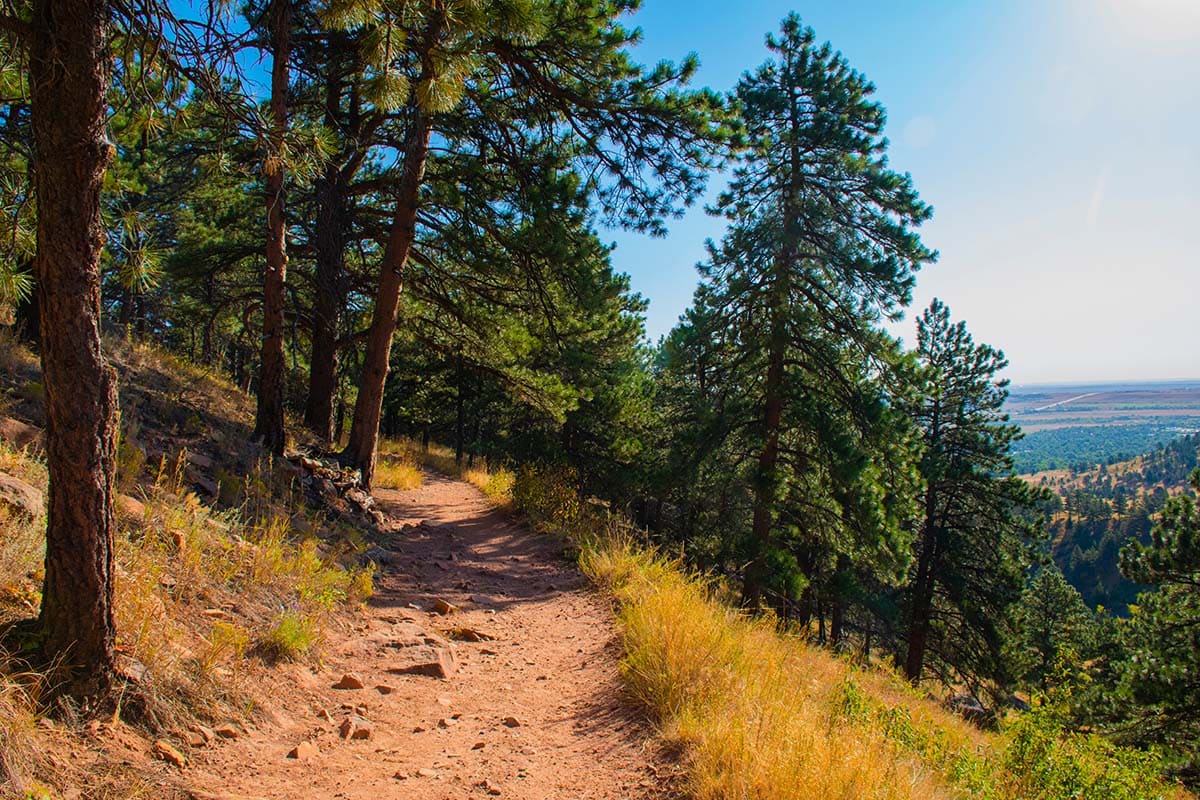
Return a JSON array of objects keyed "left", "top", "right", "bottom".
[
  {"left": 153, "top": 739, "right": 187, "bottom": 768},
  {"left": 0, "top": 471, "right": 42, "bottom": 519},
  {"left": 431, "top": 598, "right": 459, "bottom": 615},
  {"left": 287, "top": 740, "right": 319, "bottom": 760},
  {"left": 339, "top": 714, "right": 373, "bottom": 740},
  {"left": 0, "top": 417, "right": 42, "bottom": 451},
  {"left": 388, "top": 646, "right": 457, "bottom": 680},
  {"left": 116, "top": 494, "right": 146, "bottom": 521},
  {"left": 333, "top": 673, "right": 365, "bottom": 690}
]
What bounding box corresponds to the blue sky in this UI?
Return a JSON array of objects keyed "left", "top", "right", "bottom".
[{"left": 606, "top": 0, "right": 1200, "bottom": 384}]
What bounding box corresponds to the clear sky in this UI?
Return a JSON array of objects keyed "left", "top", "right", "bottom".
[{"left": 606, "top": 0, "right": 1200, "bottom": 384}]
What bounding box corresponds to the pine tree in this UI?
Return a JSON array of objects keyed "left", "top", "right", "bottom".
[
  {"left": 251, "top": 0, "right": 293, "bottom": 455},
  {"left": 23, "top": 0, "right": 120, "bottom": 689},
  {"left": 900, "top": 299, "right": 1041, "bottom": 693},
  {"left": 1108, "top": 470, "right": 1200, "bottom": 781},
  {"left": 334, "top": 0, "right": 729, "bottom": 488},
  {"left": 696, "top": 14, "right": 934, "bottom": 610},
  {"left": 1011, "top": 563, "right": 1098, "bottom": 692}
]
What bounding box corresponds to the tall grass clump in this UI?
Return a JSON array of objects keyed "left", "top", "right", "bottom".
[
  {"left": 506, "top": 466, "right": 1190, "bottom": 800},
  {"left": 584, "top": 536, "right": 950, "bottom": 800},
  {"left": 0, "top": 661, "right": 45, "bottom": 798},
  {"left": 374, "top": 441, "right": 424, "bottom": 491}
]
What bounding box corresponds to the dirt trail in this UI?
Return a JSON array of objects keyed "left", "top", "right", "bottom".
[{"left": 188, "top": 471, "right": 667, "bottom": 800}]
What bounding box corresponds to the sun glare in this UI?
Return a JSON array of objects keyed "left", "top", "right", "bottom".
[{"left": 1103, "top": 0, "right": 1200, "bottom": 42}]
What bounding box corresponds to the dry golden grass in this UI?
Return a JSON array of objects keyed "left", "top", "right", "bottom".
[
  {"left": 394, "top": 438, "right": 515, "bottom": 506},
  {"left": 583, "top": 538, "right": 953, "bottom": 800},
  {"left": 0, "top": 657, "right": 45, "bottom": 798},
  {"left": 0, "top": 340, "right": 380, "bottom": 797},
  {"left": 503, "top": 467, "right": 1192, "bottom": 800},
  {"left": 374, "top": 449, "right": 424, "bottom": 492}
]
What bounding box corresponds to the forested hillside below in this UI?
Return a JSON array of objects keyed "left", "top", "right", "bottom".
[
  {"left": 1, "top": 1, "right": 1198, "bottom": 797},
  {"left": 1030, "top": 433, "right": 1200, "bottom": 612}
]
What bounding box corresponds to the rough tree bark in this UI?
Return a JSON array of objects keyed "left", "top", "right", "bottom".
[
  {"left": 303, "top": 66, "right": 347, "bottom": 442},
  {"left": 341, "top": 108, "right": 432, "bottom": 487},
  {"left": 28, "top": 0, "right": 119, "bottom": 688},
  {"left": 741, "top": 310, "right": 785, "bottom": 609},
  {"left": 903, "top": 393, "right": 944, "bottom": 684},
  {"left": 252, "top": 0, "right": 291, "bottom": 455},
  {"left": 342, "top": 10, "right": 445, "bottom": 488},
  {"left": 904, "top": 483, "right": 941, "bottom": 683}
]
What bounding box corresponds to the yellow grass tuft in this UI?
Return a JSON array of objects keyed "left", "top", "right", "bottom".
[
  {"left": 0, "top": 659, "right": 45, "bottom": 796},
  {"left": 374, "top": 452, "right": 424, "bottom": 491},
  {"left": 462, "top": 464, "right": 514, "bottom": 506},
  {"left": 389, "top": 437, "right": 514, "bottom": 505}
]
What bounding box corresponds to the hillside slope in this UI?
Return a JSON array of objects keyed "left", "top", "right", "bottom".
[
  {"left": 0, "top": 335, "right": 666, "bottom": 799},
  {"left": 1028, "top": 432, "right": 1200, "bottom": 610}
]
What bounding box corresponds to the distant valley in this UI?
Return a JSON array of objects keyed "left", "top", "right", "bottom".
[{"left": 1007, "top": 380, "right": 1200, "bottom": 472}]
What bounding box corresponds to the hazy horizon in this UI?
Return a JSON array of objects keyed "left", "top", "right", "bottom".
[{"left": 606, "top": 0, "right": 1200, "bottom": 385}]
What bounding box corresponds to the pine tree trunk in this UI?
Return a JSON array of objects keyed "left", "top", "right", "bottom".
[
  {"left": 904, "top": 487, "right": 940, "bottom": 683},
  {"left": 342, "top": 8, "right": 447, "bottom": 488},
  {"left": 253, "top": 0, "right": 290, "bottom": 456},
  {"left": 304, "top": 69, "right": 346, "bottom": 442},
  {"left": 742, "top": 59, "right": 803, "bottom": 610},
  {"left": 830, "top": 556, "right": 849, "bottom": 646},
  {"left": 742, "top": 322, "right": 785, "bottom": 608},
  {"left": 455, "top": 355, "right": 465, "bottom": 466},
  {"left": 29, "top": 0, "right": 119, "bottom": 688},
  {"left": 343, "top": 108, "right": 433, "bottom": 488},
  {"left": 905, "top": 397, "right": 943, "bottom": 684},
  {"left": 304, "top": 178, "right": 343, "bottom": 442}
]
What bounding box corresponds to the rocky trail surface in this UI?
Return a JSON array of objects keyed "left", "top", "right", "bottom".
[{"left": 186, "top": 471, "right": 669, "bottom": 800}]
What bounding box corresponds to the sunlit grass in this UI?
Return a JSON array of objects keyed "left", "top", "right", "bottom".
[
  {"left": 0, "top": 341, "right": 378, "bottom": 795},
  {"left": 508, "top": 467, "right": 1192, "bottom": 800},
  {"left": 374, "top": 451, "right": 424, "bottom": 492},
  {"left": 390, "top": 437, "right": 514, "bottom": 506}
]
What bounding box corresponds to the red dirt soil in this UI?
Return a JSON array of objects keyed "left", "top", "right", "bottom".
[{"left": 185, "top": 471, "right": 670, "bottom": 800}]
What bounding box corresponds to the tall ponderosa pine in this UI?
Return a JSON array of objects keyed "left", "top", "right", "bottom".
[
  {"left": 26, "top": 0, "right": 120, "bottom": 686},
  {"left": 332, "top": 0, "right": 727, "bottom": 488},
  {"left": 252, "top": 0, "right": 292, "bottom": 454},
  {"left": 901, "top": 299, "right": 1040, "bottom": 691},
  {"left": 702, "top": 14, "right": 934, "bottom": 609}
]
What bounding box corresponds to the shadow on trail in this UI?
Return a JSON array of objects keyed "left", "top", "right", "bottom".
[{"left": 368, "top": 471, "right": 587, "bottom": 616}]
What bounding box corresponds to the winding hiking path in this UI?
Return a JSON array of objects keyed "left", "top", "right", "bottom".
[{"left": 188, "top": 471, "right": 667, "bottom": 800}]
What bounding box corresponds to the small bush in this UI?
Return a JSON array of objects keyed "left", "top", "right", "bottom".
[
  {"left": 116, "top": 437, "right": 147, "bottom": 493},
  {"left": 464, "top": 464, "right": 514, "bottom": 505},
  {"left": 196, "top": 621, "right": 250, "bottom": 678},
  {"left": 996, "top": 704, "right": 1183, "bottom": 800},
  {"left": 256, "top": 611, "right": 317, "bottom": 662}
]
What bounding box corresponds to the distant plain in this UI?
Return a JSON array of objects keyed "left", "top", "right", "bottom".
[{"left": 1006, "top": 381, "right": 1200, "bottom": 472}]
